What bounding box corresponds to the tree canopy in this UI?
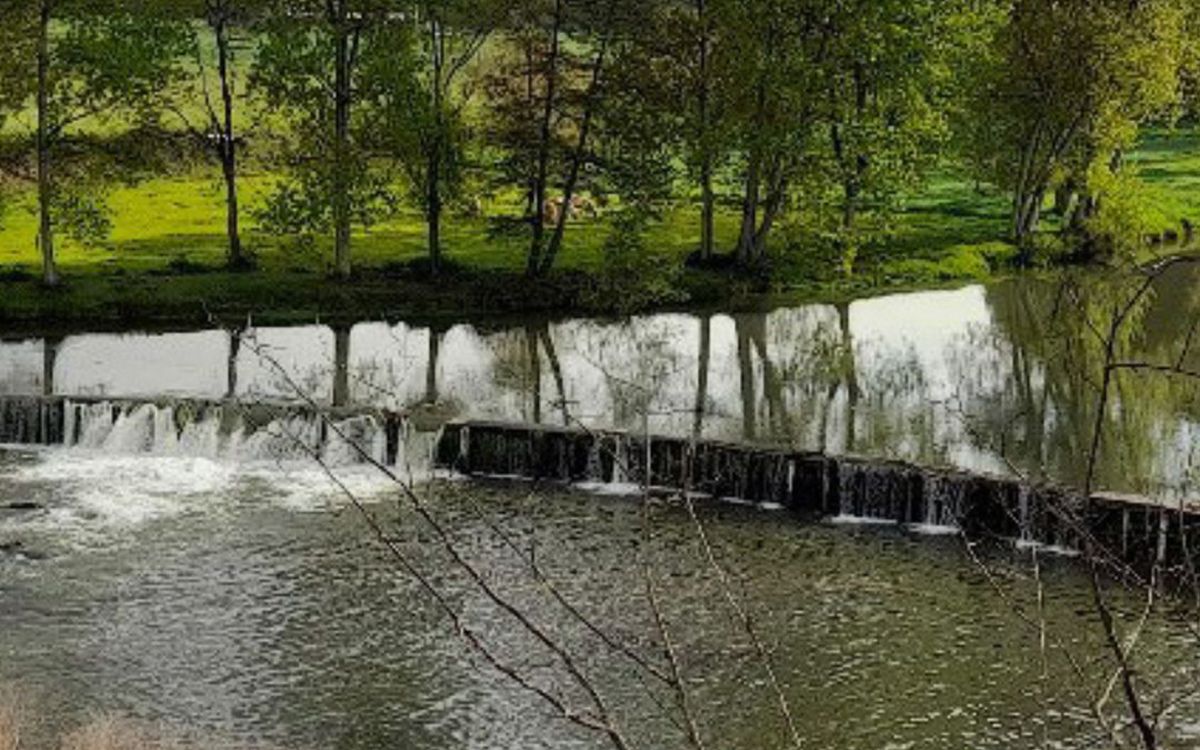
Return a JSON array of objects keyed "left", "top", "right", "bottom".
[{"left": 0, "top": 0, "right": 1196, "bottom": 285}]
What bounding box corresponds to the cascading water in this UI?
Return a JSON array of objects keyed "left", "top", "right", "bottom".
[{"left": 14, "top": 398, "right": 413, "bottom": 469}]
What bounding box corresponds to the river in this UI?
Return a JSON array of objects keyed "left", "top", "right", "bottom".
[{"left": 2, "top": 272, "right": 1200, "bottom": 747}]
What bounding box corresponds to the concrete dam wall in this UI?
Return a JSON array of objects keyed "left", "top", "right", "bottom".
[
  {"left": 436, "top": 421, "right": 1200, "bottom": 571},
  {"left": 2, "top": 393, "right": 1193, "bottom": 570}
]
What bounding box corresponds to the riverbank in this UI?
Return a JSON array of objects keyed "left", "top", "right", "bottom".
[
  {"left": 1, "top": 129, "right": 1196, "bottom": 329},
  {"left": 0, "top": 255, "right": 1020, "bottom": 332},
  {"left": 0, "top": 175, "right": 1018, "bottom": 328}
]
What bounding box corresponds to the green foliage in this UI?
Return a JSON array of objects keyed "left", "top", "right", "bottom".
[
  {"left": 2, "top": 0, "right": 1200, "bottom": 298},
  {"left": 252, "top": 5, "right": 410, "bottom": 250},
  {"left": 964, "top": 0, "right": 1189, "bottom": 254},
  {"left": 52, "top": 185, "right": 112, "bottom": 245},
  {"left": 583, "top": 214, "right": 688, "bottom": 314},
  {"left": 882, "top": 242, "right": 1004, "bottom": 283},
  {"left": 813, "top": 0, "right": 975, "bottom": 254}
]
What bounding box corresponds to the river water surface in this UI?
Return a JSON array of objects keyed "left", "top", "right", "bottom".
[
  {"left": 2, "top": 451, "right": 1199, "bottom": 749},
  {"left": 5, "top": 270, "right": 1200, "bottom": 499},
  {"left": 3, "top": 273, "right": 1200, "bottom": 747}
]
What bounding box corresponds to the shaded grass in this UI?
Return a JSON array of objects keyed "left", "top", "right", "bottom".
[{"left": 2, "top": 130, "right": 1198, "bottom": 327}]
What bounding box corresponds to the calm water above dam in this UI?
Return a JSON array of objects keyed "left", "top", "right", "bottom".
[{"left": 4, "top": 268, "right": 1200, "bottom": 500}]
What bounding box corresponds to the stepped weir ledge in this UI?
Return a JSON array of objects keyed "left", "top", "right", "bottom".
[
  {"left": 437, "top": 422, "right": 1199, "bottom": 570},
  {"left": 3, "top": 394, "right": 1193, "bottom": 570}
]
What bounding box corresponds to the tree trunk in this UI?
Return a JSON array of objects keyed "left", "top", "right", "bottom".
[
  {"left": 332, "top": 9, "right": 353, "bottom": 280},
  {"left": 735, "top": 78, "right": 768, "bottom": 267},
  {"left": 1014, "top": 184, "right": 1044, "bottom": 264},
  {"left": 539, "top": 28, "right": 610, "bottom": 276},
  {"left": 427, "top": 147, "right": 443, "bottom": 275},
  {"left": 735, "top": 154, "right": 762, "bottom": 266},
  {"left": 696, "top": 0, "right": 714, "bottom": 261},
  {"left": 214, "top": 10, "right": 244, "bottom": 270},
  {"left": 37, "top": 0, "right": 58, "bottom": 287},
  {"left": 753, "top": 164, "right": 787, "bottom": 259},
  {"left": 426, "top": 15, "right": 445, "bottom": 276},
  {"left": 526, "top": 0, "right": 564, "bottom": 276},
  {"left": 700, "top": 160, "right": 715, "bottom": 262}
]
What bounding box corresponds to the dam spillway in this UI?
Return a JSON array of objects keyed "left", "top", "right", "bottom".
[
  {"left": 0, "top": 395, "right": 409, "bottom": 465},
  {"left": 2, "top": 394, "right": 1195, "bottom": 570},
  {"left": 436, "top": 421, "right": 1200, "bottom": 571}
]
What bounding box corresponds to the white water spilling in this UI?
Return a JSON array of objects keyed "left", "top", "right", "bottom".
[
  {"left": 0, "top": 399, "right": 436, "bottom": 547},
  {"left": 58, "top": 399, "right": 398, "bottom": 468}
]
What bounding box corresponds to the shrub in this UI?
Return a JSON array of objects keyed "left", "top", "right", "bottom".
[{"left": 582, "top": 217, "right": 688, "bottom": 314}]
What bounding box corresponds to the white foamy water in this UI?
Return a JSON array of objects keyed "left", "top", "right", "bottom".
[{"left": 0, "top": 397, "right": 438, "bottom": 551}]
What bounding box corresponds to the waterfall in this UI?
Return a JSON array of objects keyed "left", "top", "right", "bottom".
[{"left": 0, "top": 397, "right": 412, "bottom": 469}]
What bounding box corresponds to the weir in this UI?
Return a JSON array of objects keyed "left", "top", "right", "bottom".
[
  {"left": 436, "top": 422, "right": 1200, "bottom": 570},
  {"left": 3, "top": 394, "right": 1195, "bottom": 569},
  {"left": 0, "top": 395, "right": 409, "bottom": 466}
]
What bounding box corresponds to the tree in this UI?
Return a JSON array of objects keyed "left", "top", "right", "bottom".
[
  {"left": 156, "top": 0, "right": 265, "bottom": 270},
  {"left": 253, "top": 0, "right": 400, "bottom": 279},
  {"left": 815, "top": 0, "right": 972, "bottom": 274},
  {"left": 0, "top": 0, "right": 187, "bottom": 286},
  {"left": 651, "top": 0, "right": 729, "bottom": 263},
  {"left": 717, "top": 0, "right": 823, "bottom": 269},
  {"left": 965, "top": 0, "right": 1187, "bottom": 260},
  {"left": 364, "top": 0, "right": 498, "bottom": 275},
  {"left": 483, "top": 0, "right": 627, "bottom": 277}
]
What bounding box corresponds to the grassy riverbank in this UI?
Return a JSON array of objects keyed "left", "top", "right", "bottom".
[{"left": 1, "top": 131, "right": 1196, "bottom": 329}]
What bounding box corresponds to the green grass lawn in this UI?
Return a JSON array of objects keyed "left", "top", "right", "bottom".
[{"left": 1, "top": 130, "right": 1197, "bottom": 329}]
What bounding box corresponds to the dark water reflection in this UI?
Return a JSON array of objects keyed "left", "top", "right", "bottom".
[{"left": 3, "top": 268, "right": 1200, "bottom": 499}]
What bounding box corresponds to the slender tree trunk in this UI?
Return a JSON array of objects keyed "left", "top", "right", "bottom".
[
  {"left": 1012, "top": 128, "right": 1045, "bottom": 262},
  {"left": 332, "top": 8, "right": 353, "bottom": 280},
  {"left": 37, "top": 0, "right": 58, "bottom": 287},
  {"left": 539, "top": 28, "right": 611, "bottom": 276},
  {"left": 521, "top": 43, "right": 538, "bottom": 221},
  {"left": 1014, "top": 184, "right": 1045, "bottom": 264},
  {"left": 527, "top": 0, "right": 564, "bottom": 276},
  {"left": 214, "top": 9, "right": 244, "bottom": 270},
  {"left": 735, "top": 78, "right": 768, "bottom": 267},
  {"left": 736, "top": 154, "right": 762, "bottom": 266},
  {"left": 696, "top": 0, "right": 714, "bottom": 261},
  {"left": 700, "top": 161, "right": 715, "bottom": 261},
  {"left": 426, "top": 16, "right": 445, "bottom": 275},
  {"left": 753, "top": 165, "right": 786, "bottom": 259},
  {"left": 427, "top": 147, "right": 443, "bottom": 275}
]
